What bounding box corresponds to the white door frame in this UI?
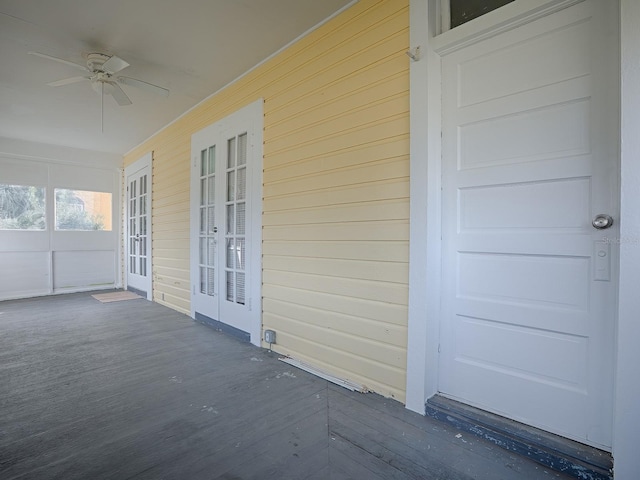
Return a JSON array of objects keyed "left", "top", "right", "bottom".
[
  {"left": 406, "top": 0, "right": 639, "bottom": 473},
  {"left": 189, "top": 99, "right": 264, "bottom": 347},
  {"left": 124, "top": 152, "right": 153, "bottom": 300}
]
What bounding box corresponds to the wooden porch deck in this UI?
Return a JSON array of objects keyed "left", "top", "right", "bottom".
[{"left": 0, "top": 292, "right": 572, "bottom": 479}]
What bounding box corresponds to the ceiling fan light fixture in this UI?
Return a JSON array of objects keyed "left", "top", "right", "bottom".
[{"left": 91, "top": 80, "right": 114, "bottom": 95}]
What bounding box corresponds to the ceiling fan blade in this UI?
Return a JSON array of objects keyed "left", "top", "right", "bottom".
[
  {"left": 109, "top": 82, "right": 132, "bottom": 106},
  {"left": 47, "top": 76, "right": 89, "bottom": 87},
  {"left": 102, "top": 55, "right": 130, "bottom": 74},
  {"left": 117, "top": 76, "right": 169, "bottom": 97},
  {"left": 28, "top": 52, "right": 88, "bottom": 72}
]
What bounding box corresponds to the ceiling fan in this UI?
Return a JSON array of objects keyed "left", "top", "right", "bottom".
[
  {"left": 28, "top": 51, "right": 169, "bottom": 106},
  {"left": 29, "top": 51, "right": 170, "bottom": 132}
]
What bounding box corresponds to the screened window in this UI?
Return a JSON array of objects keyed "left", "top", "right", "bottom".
[
  {"left": 0, "top": 184, "right": 46, "bottom": 230},
  {"left": 55, "top": 189, "right": 112, "bottom": 231}
]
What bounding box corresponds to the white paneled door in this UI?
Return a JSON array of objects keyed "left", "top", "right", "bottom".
[
  {"left": 125, "top": 154, "right": 152, "bottom": 299},
  {"left": 439, "top": 1, "right": 618, "bottom": 449},
  {"left": 191, "top": 101, "right": 262, "bottom": 346}
]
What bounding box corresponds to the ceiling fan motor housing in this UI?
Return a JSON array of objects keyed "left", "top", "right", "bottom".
[{"left": 86, "top": 53, "right": 111, "bottom": 73}]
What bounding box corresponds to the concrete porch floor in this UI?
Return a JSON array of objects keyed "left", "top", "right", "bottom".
[{"left": 0, "top": 292, "right": 573, "bottom": 479}]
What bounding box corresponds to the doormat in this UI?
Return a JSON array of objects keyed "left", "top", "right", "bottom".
[{"left": 92, "top": 291, "right": 142, "bottom": 303}]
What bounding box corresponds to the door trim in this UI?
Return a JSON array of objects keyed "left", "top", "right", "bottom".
[
  {"left": 124, "top": 152, "right": 152, "bottom": 300},
  {"left": 407, "top": 0, "right": 640, "bottom": 471}
]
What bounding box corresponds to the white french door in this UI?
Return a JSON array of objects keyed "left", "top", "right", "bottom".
[
  {"left": 438, "top": 0, "right": 618, "bottom": 449},
  {"left": 125, "top": 153, "right": 152, "bottom": 299},
  {"left": 190, "top": 101, "right": 262, "bottom": 346}
]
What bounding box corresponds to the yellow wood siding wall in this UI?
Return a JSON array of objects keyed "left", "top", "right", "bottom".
[{"left": 124, "top": 0, "right": 410, "bottom": 402}]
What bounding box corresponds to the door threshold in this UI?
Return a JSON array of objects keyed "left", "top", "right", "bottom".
[{"left": 425, "top": 395, "right": 612, "bottom": 480}]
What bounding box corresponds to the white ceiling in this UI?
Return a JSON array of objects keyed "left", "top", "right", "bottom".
[{"left": 0, "top": 0, "right": 352, "bottom": 155}]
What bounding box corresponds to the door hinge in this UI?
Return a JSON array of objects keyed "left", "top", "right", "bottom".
[
  {"left": 247, "top": 298, "right": 252, "bottom": 311},
  {"left": 192, "top": 285, "right": 195, "bottom": 295},
  {"left": 438, "top": 343, "right": 441, "bottom": 353}
]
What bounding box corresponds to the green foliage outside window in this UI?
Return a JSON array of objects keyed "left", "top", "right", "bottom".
[
  {"left": 0, "top": 184, "right": 46, "bottom": 230},
  {"left": 55, "top": 189, "right": 105, "bottom": 231}
]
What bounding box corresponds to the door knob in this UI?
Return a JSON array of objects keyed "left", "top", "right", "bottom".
[{"left": 592, "top": 214, "right": 613, "bottom": 230}]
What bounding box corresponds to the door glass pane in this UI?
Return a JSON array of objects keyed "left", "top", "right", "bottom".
[
  {"left": 208, "top": 238, "right": 216, "bottom": 266},
  {"left": 236, "top": 238, "right": 245, "bottom": 270},
  {"left": 200, "top": 208, "right": 206, "bottom": 233},
  {"left": 236, "top": 167, "right": 246, "bottom": 200},
  {"left": 201, "top": 149, "right": 207, "bottom": 176},
  {"left": 236, "top": 202, "right": 245, "bottom": 235},
  {"left": 200, "top": 237, "right": 207, "bottom": 265},
  {"left": 208, "top": 146, "right": 216, "bottom": 174},
  {"left": 207, "top": 268, "right": 215, "bottom": 296},
  {"left": 226, "top": 271, "right": 234, "bottom": 302},
  {"left": 227, "top": 171, "right": 235, "bottom": 201},
  {"left": 226, "top": 238, "right": 235, "bottom": 268},
  {"left": 236, "top": 272, "right": 245, "bottom": 305},
  {"left": 200, "top": 179, "right": 206, "bottom": 206},
  {"left": 237, "top": 133, "right": 247, "bottom": 166},
  {"left": 208, "top": 207, "right": 216, "bottom": 234},
  {"left": 200, "top": 267, "right": 206, "bottom": 294},
  {"left": 450, "top": 0, "right": 515, "bottom": 28},
  {"left": 208, "top": 176, "right": 215, "bottom": 205},
  {"left": 226, "top": 205, "right": 234, "bottom": 234},
  {"left": 227, "top": 137, "right": 236, "bottom": 168}
]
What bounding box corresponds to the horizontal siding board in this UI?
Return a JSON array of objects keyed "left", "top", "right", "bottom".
[
  {"left": 263, "top": 269, "right": 408, "bottom": 306},
  {"left": 269, "top": 331, "right": 407, "bottom": 400},
  {"left": 264, "top": 157, "right": 409, "bottom": 198},
  {"left": 262, "top": 221, "right": 409, "bottom": 242},
  {"left": 263, "top": 298, "right": 407, "bottom": 348},
  {"left": 266, "top": 82, "right": 408, "bottom": 147},
  {"left": 263, "top": 136, "right": 409, "bottom": 183},
  {"left": 263, "top": 199, "right": 409, "bottom": 226},
  {"left": 152, "top": 219, "right": 190, "bottom": 233},
  {"left": 266, "top": 56, "right": 408, "bottom": 127},
  {"left": 124, "top": 0, "right": 411, "bottom": 403},
  {"left": 262, "top": 240, "right": 409, "bottom": 263},
  {"left": 154, "top": 293, "right": 190, "bottom": 314},
  {"left": 263, "top": 116, "right": 408, "bottom": 168},
  {"left": 153, "top": 265, "right": 190, "bottom": 282},
  {"left": 265, "top": 11, "right": 408, "bottom": 111},
  {"left": 152, "top": 256, "right": 188, "bottom": 272},
  {"left": 264, "top": 312, "right": 406, "bottom": 369},
  {"left": 242, "top": 1, "right": 407, "bottom": 106},
  {"left": 152, "top": 191, "right": 189, "bottom": 209},
  {"left": 150, "top": 200, "right": 189, "bottom": 216},
  {"left": 151, "top": 239, "right": 190, "bottom": 250},
  {"left": 263, "top": 256, "right": 408, "bottom": 285},
  {"left": 153, "top": 282, "right": 189, "bottom": 301},
  {"left": 265, "top": 96, "right": 409, "bottom": 159},
  {"left": 263, "top": 178, "right": 408, "bottom": 211},
  {"left": 263, "top": 284, "right": 407, "bottom": 327},
  {"left": 152, "top": 246, "right": 189, "bottom": 259}
]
